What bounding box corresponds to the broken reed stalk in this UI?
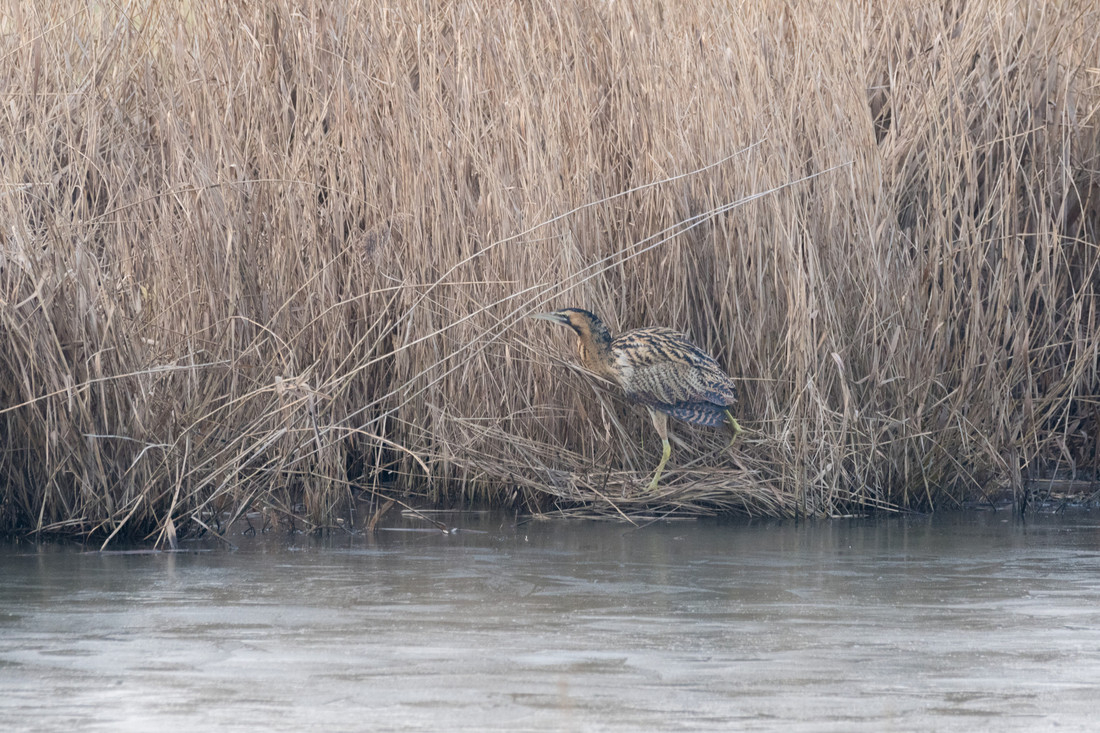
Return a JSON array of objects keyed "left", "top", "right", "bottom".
[{"left": 0, "top": 0, "right": 1098, "bottom": 541}]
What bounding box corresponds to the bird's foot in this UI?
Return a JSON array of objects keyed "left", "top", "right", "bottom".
[{"left": 645, "top": 438, "right": 672, "bottom": 492}]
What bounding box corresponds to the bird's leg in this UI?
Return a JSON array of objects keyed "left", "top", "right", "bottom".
[
  {"left": 646, "top": 408, "right": 671, "bottom": 492},
  {"left": 725, "top": 409, "right": 743, "bottom": 446}
]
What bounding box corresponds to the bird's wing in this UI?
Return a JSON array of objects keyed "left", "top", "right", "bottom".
[{"left": 613, "top": 328, "right": 738, "bottom": 408}]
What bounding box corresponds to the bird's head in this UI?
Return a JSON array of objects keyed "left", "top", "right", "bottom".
[
  {"left": 531, "top": 308, "right": 613, "bottom": 367},
  {"left": 531, "top": 307, "right": 606, "bottom": 337}
]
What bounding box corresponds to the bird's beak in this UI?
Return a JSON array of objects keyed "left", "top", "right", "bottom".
[{"left": 530, "top": 311, "right": 567, "bottom": 325}]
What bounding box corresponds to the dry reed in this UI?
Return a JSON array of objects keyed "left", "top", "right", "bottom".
[{"left": 1, "top": 0, "right": 1098, "bottom": 541}]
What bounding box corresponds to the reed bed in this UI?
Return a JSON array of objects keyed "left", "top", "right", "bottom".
[{"left": 1, "top": 0, "right": 1098, "bottom": 540}]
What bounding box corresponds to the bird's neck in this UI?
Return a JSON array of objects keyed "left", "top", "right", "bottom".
[{"left": 576, "top": 320, "right": 614, "bottom": 377}]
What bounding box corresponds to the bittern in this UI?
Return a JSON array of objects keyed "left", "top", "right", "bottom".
[{"left": 532, "top": 307, "right": 742, "bottom": 491}]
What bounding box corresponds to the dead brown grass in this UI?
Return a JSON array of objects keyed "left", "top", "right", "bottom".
[{"left": 1, "top": 0, "right": 1098, "bottom": 540}]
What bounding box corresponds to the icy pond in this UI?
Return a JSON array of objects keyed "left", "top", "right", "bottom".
[{"left": 2, "top": 510, "right": 1099, "bottom": 731}]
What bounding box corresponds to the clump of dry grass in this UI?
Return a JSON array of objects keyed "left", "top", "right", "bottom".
[{"left": 1, "top": 1, "right": 1098, "bottom": 540}]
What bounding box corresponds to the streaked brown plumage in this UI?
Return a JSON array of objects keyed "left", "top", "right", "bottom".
[{"left": 532, "top": 307, "right": 742, "bottom": 491}]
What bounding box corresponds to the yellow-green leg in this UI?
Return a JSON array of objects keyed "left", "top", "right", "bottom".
[
  {"left": 646, "top": 408, "right": 671, "bottom": 491},
  {"left": 725, "top": 409, "right": 742, "bottom": 446}
]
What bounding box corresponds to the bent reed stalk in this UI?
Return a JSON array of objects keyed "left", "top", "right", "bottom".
[{"left": 1, "top": 0, "right": 1098, "bottom": 541}]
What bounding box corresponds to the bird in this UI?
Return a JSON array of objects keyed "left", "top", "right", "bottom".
[{"left": 532, "top": 307, "right": 741, "bottom": 491}]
